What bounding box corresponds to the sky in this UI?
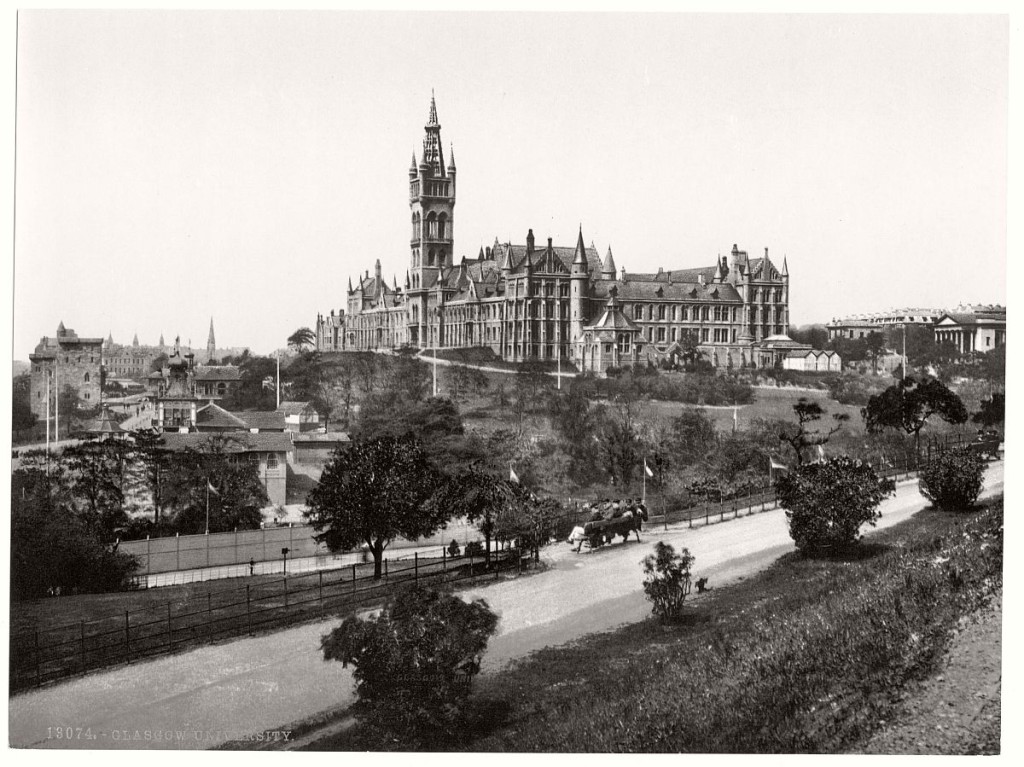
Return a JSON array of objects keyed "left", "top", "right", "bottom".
[{"left": 12, "top": 10, "right": 1009, "bottom": 359}]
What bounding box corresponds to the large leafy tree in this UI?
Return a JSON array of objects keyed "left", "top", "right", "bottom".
[
  {"left": 775, "top": 456, "right": 896, "bottom": 553},
  {"left": 862, "top": 376, "right": 968, "bottom": 454},
  {"left": 305, "top": 435, "right": 446, "bottom": 578},
  {"left": 321, "top": 585, "right": 498, "bottom": 745},
  {"left": 221, "top": 354, "right": 278, "bottom": 411}
]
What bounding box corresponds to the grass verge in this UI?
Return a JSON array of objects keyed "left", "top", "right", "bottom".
[{"left": 304, "top": 497, "right": 1003, "bottom": 752}]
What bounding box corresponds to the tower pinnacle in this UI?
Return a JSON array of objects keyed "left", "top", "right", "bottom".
[{"left": 206, "top": 318, "right": 216, "bottom": 362}]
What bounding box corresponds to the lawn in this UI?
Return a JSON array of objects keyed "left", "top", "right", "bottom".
[{"left": 304, "top": 496, "right": 1003, "bottom": 752}]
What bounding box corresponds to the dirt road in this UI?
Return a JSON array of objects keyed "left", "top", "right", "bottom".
[{"left": 9, "top": 462, "right": 1003, "bottom": 750}]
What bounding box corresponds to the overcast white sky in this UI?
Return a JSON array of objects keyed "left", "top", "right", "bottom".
[{"left": 12, "top": 10, "right": 1008, "bottom": 359}]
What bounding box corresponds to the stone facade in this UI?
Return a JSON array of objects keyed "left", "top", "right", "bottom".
[
  {"left": 29, "top": 322, "right": 103, "bottom": 418},
  {"left": 825, "top": 308, "right": 943, "bottom": 341},
  {"left": 933, "top": 305, "right": 1006, "bottom": 355},
  {"left": 316, "top": 96, "right": 792, "bottom": 373}
]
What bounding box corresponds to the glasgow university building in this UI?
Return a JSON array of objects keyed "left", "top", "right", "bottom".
[{"left": 316, "top": 95, "right": 796, "bottom": 374}]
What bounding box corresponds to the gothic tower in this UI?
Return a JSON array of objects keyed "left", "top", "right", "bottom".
[
  {"left": 407, "top": 92, "right": 456, "bottom": 348},
  {"left": 206, "top": 317, "right": 216, "bottom": 362}
]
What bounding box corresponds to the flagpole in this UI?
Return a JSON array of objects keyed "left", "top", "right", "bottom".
[
  {"left": 45, "top": 376, "right": 51, "bottom": 477},
  {"left": 276, "top": 350, "right": 280, "bottom": 408},
  {"left": 206, "top": 480, "right": 210, "bottom": 535},
  {"left": 642, "top": 457, "right": 647, "bottom": 504}
]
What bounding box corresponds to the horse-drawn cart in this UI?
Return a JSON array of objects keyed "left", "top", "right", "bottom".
[{"left": 568, "top": 499, "right": 649, "bottom": 552}]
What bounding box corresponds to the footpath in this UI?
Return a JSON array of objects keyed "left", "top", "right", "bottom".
[{"left": 8, "top": 463, "right": 1003, "bottom": 751}]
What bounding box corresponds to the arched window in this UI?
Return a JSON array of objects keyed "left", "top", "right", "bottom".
[
  {"left": 428, "top": 249, "right": 436, "bottom": 266},
  {"left": 438, "top": 213, "right": 448, "bottom": 240},
  {"left": 412, "top": 212, "right": 420, "bottom": 240},
  {"left": 83, "top": 372, "right": 90, "bottom": 382},
  {"left": 426, "top": 212, "right": 438, "bottom": 239}
]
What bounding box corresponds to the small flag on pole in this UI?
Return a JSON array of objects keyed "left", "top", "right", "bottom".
[
  {"left": 509, "top": 467, "right": 519, "bottom": 484},
  {"left": 769, "top": 457, "right": 788, "bottom": 471},
  {"left": 644, "top": 460, "right": 654, "bottom": 478},
  {"left": 207, "top": 480, "right": 220, "bottom": 496},
  {"left": 817, "top": 445, "right": 827, "bottom": 462}
]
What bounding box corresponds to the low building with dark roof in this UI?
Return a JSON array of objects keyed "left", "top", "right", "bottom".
[{"left": 316, "top": 95, "right": 791, "bottom": 374}]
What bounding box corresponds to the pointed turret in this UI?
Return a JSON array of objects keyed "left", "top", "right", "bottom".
[
  {"left": 132, "top": 333, "right": 140, "bottom": 347},
  {"left": 601, "top": 246, "right": 617, "bottom": 280},
  {"left": 57, "top": 320, "right": 66, "bottom": 337},
  {"left": 447, "top": 145, "right": 456, "bottom": 173},
  {"left": 105, "top": 331, "right": 114, "bottom": 348},
  {"left": 572, "top": 226, "right": 588, "bottom": 268},
  {"left": 781, "top": 255, "right": 789, "bottom": 278},
  {"left": 405, "top": 270, "right": 411, "bottom": 289},
  {"left": 159, "top": 333, "right": 165, "bottom": 348},
  {"left": 713, "top": 258, "right": 725, "bottom": 282},
  {"left": 348, "top": 276, "right": 354, "bottom": 293},
  {"left": 500, "top": 243, "right": 513, "bottom": 278},
  {"left": 409, "top": 151, "right": 418, "bottom": 178}
]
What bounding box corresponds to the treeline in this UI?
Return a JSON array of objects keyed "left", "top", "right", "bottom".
[{"left": 11, "top": 435, "right": 269, "bottom": 599}]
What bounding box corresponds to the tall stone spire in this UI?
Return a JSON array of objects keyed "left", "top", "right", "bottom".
[
  {"left": 132, "top": 333, "right": 140, "bottom": 347},
  {"left": 422, "top": 91, "right": 445, "bottom": 175},
  {"left": 206, "top": 317, "right": 216, "bottom": 362}
]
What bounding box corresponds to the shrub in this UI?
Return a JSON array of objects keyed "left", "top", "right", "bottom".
[
  {"left": 464, "top": 540, "right": 485, "bottom": 558},
  {"left": 919, "top": 445, "right": 986, "bottom": 511},
  {"left": 447, "top": 539, "right": 461, "bottom": 558},
  {"left": 321, "top": 585, "right": 498, "bottom": 745},
  {"left": 775, "top": 456, "right": 896, "bottom": 553},
  {"left": 641, "top": 542, "right": 695, "bottom": 621}
]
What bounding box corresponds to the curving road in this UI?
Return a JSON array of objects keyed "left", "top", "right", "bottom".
[{"left": 9, "top": 462, "right": 1003, "bottom": 750}]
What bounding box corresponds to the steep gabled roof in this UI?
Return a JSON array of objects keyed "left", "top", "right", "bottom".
[
  {"left": 193, "top": 365, "right": 241, "bottom": 381},
  {"left": 236, "top": 410, "right": 287, "bottom": 431},
  {"left": 195, "top": 402, "right": 249, "bottom": 429}
]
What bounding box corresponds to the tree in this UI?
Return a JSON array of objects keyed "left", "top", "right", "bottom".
[
  {"left": 57, "top": 383, "right": 81, "bottom": 437},
  {"left": 775, "top": 456, "right": 895, "bottom": 553},
  {"left": 305, "top": 436, "right": 446, "bottom": 578},
  {"left": 434, "top": 464, "right": 515, "bottom": 568},
  {"left": 12, "top": 373, "right": 37, "bottom": 439},
  {"left": 972, "top": 392, "right": 1005, "bottom": 429},
  {"left": 668, "top": 409, "right": 717, "bottom": 466},
  {"left": 61, "top": 440, "right": 131, "bottom": 541},
  {"left": 776, "top": 397, "right": 849, "bottom": 465},
  {"left": 148, "top": 353, "right": 169, "bottom": 373},
  {"left": 11, "top": 466, "right": 139, "bottom": 600},
  {"left": 287, "top": 326, "right": 316, "bottom": 352},
  {"left": 446, "top": 364, "right": 489, "bottom": 403},
  {"left": 864, "top": 331, "right": 886, "bottom": 374},
  {"left": 862, "top": 376, "right": 968, "bottom": 454},
  {"left": 789, "top": 324, "right": 829, "bottom": 350},
  {"left": 919, "top": 446, "right": 986, "bottom": 511},
  {"left": 641, "top": 542, "right": 695, "bottom": 621},
  {"left": 221, "top": 355, "right": 278, "bottom": 411},
  {"left": 154, "top": 436, "right": 269, "bottom": 535},
  {"left": 320, "top": 585, "right": 498, "bottom": 745}
]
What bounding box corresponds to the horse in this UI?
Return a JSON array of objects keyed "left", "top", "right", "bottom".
[{"left": 568, "top": 500, "right": 649, "bottom": 551}]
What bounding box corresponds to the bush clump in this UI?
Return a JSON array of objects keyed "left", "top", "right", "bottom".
[
  {"left": 320, "top": 585, "right": 498, "bottom": 746},
  {"left": 919, "top": 445, "right": 986, "bottom": 511},
  {"left": 641, "top": 542, "right": 695, "bottom": 621},
  {"left": 775, "top": 456, "right": 896, "bottom": 553}
]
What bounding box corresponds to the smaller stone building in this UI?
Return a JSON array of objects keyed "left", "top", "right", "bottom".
[{"left": 29, "top": 322, "right": 103, "bottom": 418}]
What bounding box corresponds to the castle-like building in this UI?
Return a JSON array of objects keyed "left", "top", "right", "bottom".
[{"left": 316, "top": 96, "right": 794, "bottom": 373}]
